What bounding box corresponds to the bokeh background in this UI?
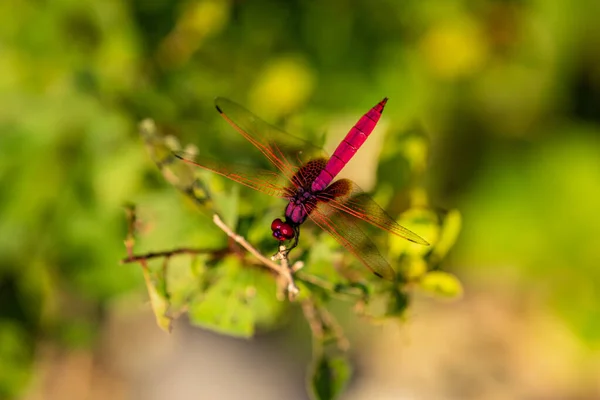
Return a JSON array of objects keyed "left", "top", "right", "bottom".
[{"left": 1, "top": 0, "right": 600, "bottom": 399}]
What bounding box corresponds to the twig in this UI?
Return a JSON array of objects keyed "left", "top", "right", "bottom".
[
  {"left": 124, "top": 205, "right": 147, "bottom": 269},
  {"left": 291, "top": 260, "right": 304, "bottom": 273},
  {"left": 120, "top": 248, "right": 216, "bottom": 264},
  {"left": 301, "top": 300, "right": 324, "bottom": 339},
  {"left": 123, "top": 205, "right": 173, "bottom": 332},
  {"left": 295, "top": 272, "right": 368, "bottom": 303},
  {"left": 212, "top": 214, "right": 299, "bottom": 300},
  {"left": 272, "top": 245, "right": 304, "bottom": 272}
]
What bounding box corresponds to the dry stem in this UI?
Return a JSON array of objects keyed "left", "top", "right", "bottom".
[
  {"left": 121, "top": 248, "right": 214, "bottom": 264},
  {"left": 212, "top": 214, "right": 299, "bottom": 300}
]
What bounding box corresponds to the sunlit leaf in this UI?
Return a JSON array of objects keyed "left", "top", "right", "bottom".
[
  {"left": 142, "top": 267, "right": 173, "bottom": 333},
  {"left": 403, "top": 256, "right": 428, "bottom": 280},
  {"left": 419, "top": 271, "right": 463, "bottom": 299},
  {"left": 433, "top": 209, "right": 462, "bottom": 261},
  {"left": 165, "top": 255, "right": 210, "bottom": 312}
]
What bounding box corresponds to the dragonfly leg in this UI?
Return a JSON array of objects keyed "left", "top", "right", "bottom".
[
  {"left": 286, "top": 226, "right": 300, "bottom": 254},
  {"left": 272, "top": 225, "right": 300, "bottom": 261},
  {"left": 274, "top": 226, "right": 300, "bottom": 259}
]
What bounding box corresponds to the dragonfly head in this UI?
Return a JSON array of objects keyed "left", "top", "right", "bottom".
[{"left": 271, "top": 218, "right": 295, "bottom": 241}]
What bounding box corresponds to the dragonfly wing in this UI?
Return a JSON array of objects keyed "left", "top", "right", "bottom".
[
  {"left": 215, "top": 97, "right": 328, "bottom": 179},
  {"left": 175, "top": 151, "right": 289, "bottom": 198},
  {"left": 309, "top": 203, "right": 396, "bottom": 281},
  {"left": 321, "top": 179, "right": 429, "bottom": 245}
]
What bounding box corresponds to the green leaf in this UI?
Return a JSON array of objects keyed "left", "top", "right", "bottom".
[
  {"left": 165, "top": 255, "right": 210, "bottom": 312},
  {"left": 142, "top": 266, "right": 173, "bottom": 333},
  {"left": 309, "top": 353, "right": 352, "bottom": 400},
  {"left": 187, "top": 257, "right": 284, "bottom": 338},
  {"left": 403, "top": 256, "right": 428, "bottom": 280},
  {"left": 419, "top": 271, "right": 463, "bottom": 299},
  {"left": 433, "top": 209, "right": 462, "bottom": 261}
]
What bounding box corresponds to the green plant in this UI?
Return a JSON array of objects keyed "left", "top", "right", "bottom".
[{"left": 123, "top": 111, "right": 461, "bottom": 400}]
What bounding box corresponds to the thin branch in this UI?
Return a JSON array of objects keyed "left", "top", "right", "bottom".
[
  {"left": 124, "top": 205, "right": 147, "bottom": 269},
  {"left": 291, "top": 260, "right": 304, "bottom": 273},
  {"left": 123, "top": 204, "right": 173, "bottom": 332},
  {"left": 302, "top": 300, "right": 324, "bottom": 339},
  {"left": 212, "top": 214, "right": 299, "bottom": 300},
  {"left": 120, "top": 247, "right": 217, "bottom": 264}
]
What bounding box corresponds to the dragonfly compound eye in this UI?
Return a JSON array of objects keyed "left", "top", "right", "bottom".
[
  {"left": 271, "top": 219, "right": 295, "bottom": 241},
  {"left": 271, "top": 218, "right": 283, "bottom": 231},
  {"left": 279, "top": 223, "right": 295, "bottom": 240}
]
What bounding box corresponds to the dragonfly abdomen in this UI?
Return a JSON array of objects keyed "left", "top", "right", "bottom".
[{"left": 310, "top": 98, "right": 388, "bottom": 192}]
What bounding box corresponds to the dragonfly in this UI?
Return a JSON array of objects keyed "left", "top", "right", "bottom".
[{"left": 176, "top": 97, "right": 428, "bottom": 280}]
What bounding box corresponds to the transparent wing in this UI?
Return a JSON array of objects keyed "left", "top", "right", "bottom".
[
  {"left": 215, "top": 97, "right": 328, "bottom": 181},
  {"left": 320, "top": 179, "right": 429, "bottom": 245},
  {"left": 174, "top": 152, "right": 290, "bottom": 198},
  {"left": 309, "top": 203, "right": 396, "bottom": 281}
]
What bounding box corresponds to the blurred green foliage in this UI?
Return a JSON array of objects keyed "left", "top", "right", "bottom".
[{"left": 0, "top": 0, "right": 599, "bottom": 398}]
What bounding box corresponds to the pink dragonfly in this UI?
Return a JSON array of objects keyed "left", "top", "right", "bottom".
[{"left": 176, "top": 98, "right": 428, "bottom": 280}]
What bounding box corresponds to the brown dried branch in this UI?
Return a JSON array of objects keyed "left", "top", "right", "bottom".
[
  {"left": 123, "top": 205, "right": 173, "bottom": 332},
  {"left": 120, "top": 247, "right": 216, "bottom": 264},
  {"left": 212, "top": 214, "right": 299, "bottom": 300}
]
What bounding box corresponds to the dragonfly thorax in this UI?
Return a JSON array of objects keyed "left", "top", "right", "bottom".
[
  {"left": 272, "top": 188, "right": 319, "bottom": 242},
  {"left": 285, "top": 189, "right": 318, "bottom": 225}
]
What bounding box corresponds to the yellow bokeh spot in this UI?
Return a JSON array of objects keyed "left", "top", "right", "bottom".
[
  {"left": 404, "top": 257, "right": 428, "bottom": 280},
  {"left": 403, "top": 136, "right": 429, "bottom": 174},
  {"left": 434, "top": 209, "right": 462, "bottom": 260},
  {"left": 409, "top": 187, "right": 430, "bottom": 208},
  {"left": 159, "top": 0, "right": 229, "bottom": 67},
  {"left": 420, "top": 18, "right": 488, "bottom": 79},
  {"left": 179, "top": 0, "right": 229, "bottom": 37},
  {"left": 419, "top": 271, "right": 463, "bottom": 299},
  {"left": 249, "top": 56, "right": 316, "bottom": 118}
]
